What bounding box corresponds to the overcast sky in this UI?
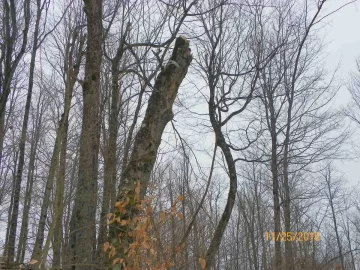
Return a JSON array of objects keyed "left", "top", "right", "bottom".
[{"left": 323, "top": 0, "right": 360, "bottom": 184}]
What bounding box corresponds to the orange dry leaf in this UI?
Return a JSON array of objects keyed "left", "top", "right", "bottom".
[
  {"left": 103, "top": 242, "right": 110, "bottom": 252},
  {"left": 115, "top": 201, "right": 121, "bottom": 208},
  {"left": 146, "top": 205, "right": 152, "bottom": 215},
  {"left": 121, "top": 197, "right": 130, "bottom": 207},
  {"left": 29, "top": 259, "right": 38, "bottom": 265},
  {"left": 109, "top": 246, "right": 116, "bottom": 258},
  {"left": 112, "top": 257, "right": 123, "bottom": 265},
  {"left": 170, "top": 205, "right": 176, "bottom": 216},
  {"left": 118, "top": 205, "right": 125, "bottom": 214},
  {"left": 133, "top": 216, "right": 139, "bottom": 223},
  {"left": 115, "top": 217, "right": 121, "bottom": 224},
  {"left": 177, "top": 212, "right": 184, "bottom": 220},
  {"left": 199, "top": 257, "right": 206, "bottom": 269},
  {"left": 160, "top": 210, "right": 166, "bottom": 222},
  {"left": 142, "top": 241, "right": 151, "bottom": 249},
  {"left": 120, "top": 219, "right": 128, "bottom": 226}
]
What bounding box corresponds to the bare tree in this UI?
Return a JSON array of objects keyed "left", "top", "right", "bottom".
[
  {"left": 0, "top": 0, "right": 358, "bottom": 269},
  {"left": 191, "top": 1, "right": 275, "bottom": 267},
  {"left": 5, "top": 0, "right": 52, "bottom": 265},
  {"left": 0, "top": 0, "right": 31, "bottom": 155},
  {"left": 322, "top": 164, "right": 345, "bottom": 270},
  {"left": 16, "top": 89, "right": 48, "bottom": 264},
  {"left": 345, "top": 57, "right": 360, "bottom": 127}
]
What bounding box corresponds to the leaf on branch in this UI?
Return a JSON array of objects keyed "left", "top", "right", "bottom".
[
  {"left": 109, "top": 246, "right": 116, "bottom": 258},
  {"left": 121, "top": 197, "right": 130, "bottom": 207},
  {"left": 170, "top": 205, "right": 177, "bottom": 215},
  {"left": 199, "top": 257, "right": 206, "bottom": 269},
  {"left": 29, "top": 259, "right": 38, "bottom": 265},
  {"left": 109, "top": 217, "right": 115, "bottom": 224},
  {"left": 112, "top": 257, "right": 123, "bottom": 265},
  {"left": 115, "top": 217, "right": 121, "bottom": 224},
  {"left": 142, "top": 241, "right": 151, "bottom": 249},
  {"left": 120, "top": 219, "right": 128, "bottom": 226},
  {"left": 177, "top": 212, "right": 184, "bottom": 220},
  {"left": 160, "top": 210, "right": 166, "bottom": 222},
  {"left": 146, "top": 205, "right": 152, "bottom": 215},
  {"left": 103, "top": 242, "right": 110, "bottom": 252},
  {"left": 118, "top": 205, "right": 126, "bottom": 214}
]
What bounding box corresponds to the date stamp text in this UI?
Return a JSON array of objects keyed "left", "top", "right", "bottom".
[{"left": 265, "top": 232, "right": 321, "bottom": 242}]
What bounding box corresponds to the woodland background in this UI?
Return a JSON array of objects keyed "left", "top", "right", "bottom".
[{"left": 1, "top": 0, "right": 360, "bottom": 269}]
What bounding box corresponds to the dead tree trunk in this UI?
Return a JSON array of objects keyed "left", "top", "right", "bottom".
[{"left": 110, "top": 36, "right": 192, "bottom": 262}]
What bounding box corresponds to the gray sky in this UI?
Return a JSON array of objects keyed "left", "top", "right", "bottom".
[{"left": 323, "top": 0, "right": 360, "bottom": 184}]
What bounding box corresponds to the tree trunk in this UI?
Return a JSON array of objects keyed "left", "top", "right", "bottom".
[
  {"left": 97, "top": 58, "right": 121, "bottom": 264},
  {"left": 69, "top": 0, "right": 103, "bottom": 268},
  {"left": 0, "top": 112, "right": 5, "bottom": 169},
  {"left": 110, "top": 36, "right": 192, "bottom": 263},
  {"left": 52, "top": 71, "right": 76, "bottom": 270},
  {"left": 326, "top": 168, "right": 345, "bottom": 270},
  {"left": 282, "top": 159, "right": 294, "bottom": 270},
  {"left": 16, "top": 97, "right": 43, "bottom": 263},
  {"left": 52, "top": 26, "right": 84, "bottom": 270},
  {"left": 270, "top": 131, "right": 282, "bottom": 269},
  {"left": 204, "top": 79, "right": 238, "bottom": 270},
  {"left": 30, "top": 120, "right": 61, "bottom": 267},
  {"left": 62, "top": 149, "right": 79, "bottom": 269},
  {"left": 30, "top": 52, "right": 82, "bottom": 267},
  {"left": 6, "top": 3, "right": 40, "bottom": 263},
  {"left": 0, "top": 0, "right": 30, "bottom": 119},
  {"left": 261, "top": 72, "right": 282, "bottom": 269},
  {"left": 3, "top": 151, "right": 18, "bottom": 258}
]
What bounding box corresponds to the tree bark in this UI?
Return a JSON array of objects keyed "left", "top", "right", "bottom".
[
  {"left": 110, "top": 36, "right": 192, "bottom": 263},
  {"left": 69, "top": 1, "right": 103, "bottom": 268}
]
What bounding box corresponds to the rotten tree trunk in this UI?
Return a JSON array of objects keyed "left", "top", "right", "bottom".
[{"left": 110, "top": 36, "right": 192, "bottom": 261}]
